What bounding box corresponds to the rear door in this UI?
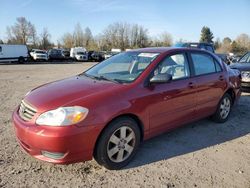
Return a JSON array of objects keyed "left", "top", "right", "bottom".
[{"left": 188, "top": 51, "right": 226, "bottom": 119}]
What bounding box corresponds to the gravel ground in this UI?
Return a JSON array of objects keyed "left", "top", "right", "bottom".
[{"left": 0, "top": 62, "right": 249, "bottom": 188}]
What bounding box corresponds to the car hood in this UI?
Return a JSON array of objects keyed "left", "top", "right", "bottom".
[
  {"left": 25, "top": 75, "right": 123, "bottom": 112},
  {"left": 230, "top": 63, "right": 250, "bottom": 71}
]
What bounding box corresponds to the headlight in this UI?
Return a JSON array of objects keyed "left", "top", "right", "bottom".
[
  {"left": 36, "top": 106, "right": 89, "bottom": 126},
  {"left": 241, "top": 71, "right": 250, "bottom": 81},
  {"left": 241, "top": 71, "right": 250, "bottom": 77}
]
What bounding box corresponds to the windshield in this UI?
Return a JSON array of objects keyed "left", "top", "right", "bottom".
[
  {"left": 36, "top": 50, "right": 46, "bottom": 54},
  {"left": 77, "top": 52, "right": 85, "bottom": 55},
  {"left": 239, "top": 52, "right": 250, "bottom": 63},
  {"left": 84, "top": 52, "right": 159, "bottom": 83}
]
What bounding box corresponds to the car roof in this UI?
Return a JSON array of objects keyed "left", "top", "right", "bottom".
[{"left": 128, "top": 47, "right": 207, "bottom": 54}]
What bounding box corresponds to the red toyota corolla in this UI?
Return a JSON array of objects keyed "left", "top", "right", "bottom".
[{"left": 13, "top": 47, "right": 241, "bottom": 170}]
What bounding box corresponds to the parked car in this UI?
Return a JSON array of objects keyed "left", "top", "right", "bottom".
[
  {"left": 104, "top": 49, "right": 122, "bottom": 59},
  {"left": 230, "top": 51, "right": 250, "bottom": 89},
  {"left": 216, "top": 53, "right": 231, "bottom": 65},
  {"left": 12, "top": 47, "right": 241, "bottom": 170},
  {"left": 104, "top": 51, "right": 113, "bottom": 59},
  {"left": 30, "top": 49, "right": 40, "bottom": 59},
  {"left": 48, "top": 49, "right": 65, "bottom": 61},
  {"left": 0, "top": 44, "right": 29, "bottom": 63},
  {"left": 70, "top": 47, "right": 88, "bottom": 61},
  {"left": 174, "top": 42, "right": 215, "bottom": 53},
  {"left": 61, "top": 49, "right": 70, "bottom": 59},
  {"left": 88, "top": 51, "right": 105, "bottom": 62},
  {"left": 32, "top": 50, "right": 48, "bottom": 61}
]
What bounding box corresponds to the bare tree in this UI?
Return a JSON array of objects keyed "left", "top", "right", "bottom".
[
  {"left": 152, "top": 32, "right": 173, "bottom": 47},
  {"left": 84, "top": 27, "right": 93, "bottom": 47},
  {"left": 61, "top": 32, "right": 74, "bottom": 49},
  {"left": 236, "top": 33, "right": 250, "bottom": 50},
  {"left": 40, "top": 28, "right": 51, "bottom": 49},
  {"left": 73, "top": 23, "right": 84, "bottom": 47},
  {"left": 217, "top": 37, "right": 232, "bottom": 53},
  {"left": 29, "top": 24, "right": 38, "bottom": 47},
  {"left": 6, "top": 17, "right": 34, "bottom": 44},
  {"left": 101, "top": 22, "right": 149, "bottom": 50}
]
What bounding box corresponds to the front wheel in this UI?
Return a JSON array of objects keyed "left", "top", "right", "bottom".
[
  {"left": 212, "top": 93, "right": 232, "bottom": 123},
  {"left": 94, "top": 117, "right": 141, "bottom": 170}
]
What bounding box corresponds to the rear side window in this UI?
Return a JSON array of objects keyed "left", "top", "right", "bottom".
[
  {"left": 214, "top": 59, "right": 222, "bottom": 72},
  {"left": 191, "top": 53, "right": 217, "bottom": 76}
]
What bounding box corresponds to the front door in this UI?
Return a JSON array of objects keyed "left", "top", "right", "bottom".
[{"left": 147, "top": 52, "right": 197, "bottom": 135}]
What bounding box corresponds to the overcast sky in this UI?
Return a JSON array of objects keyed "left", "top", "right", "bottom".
[{"left": 0, "top": 0, "right": 249, "bottom": 43}]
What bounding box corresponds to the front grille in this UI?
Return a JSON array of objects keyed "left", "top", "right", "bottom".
[
  {"left": 19, "top": 100, "right": 37, "bottom": 121},
  {"left": 241, "top": 82, "right": 250, "bottom": 87}
]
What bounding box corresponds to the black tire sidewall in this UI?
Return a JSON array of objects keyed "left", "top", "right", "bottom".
[
  {"left": 94, "top": 117, "right": 141, "bottom": 170},
  {"left": 18, "top": 57, "right": 24, "bottom": 64}
]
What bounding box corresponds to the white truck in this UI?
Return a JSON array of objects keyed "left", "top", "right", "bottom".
[
  {"left": 104, "top": 48, "right": 121, "bottom": 59},
  {"left": 70, "top": 47, "right": 88, "bottom": 61},
  {"left": 0, "top": 44, "right": 29, "bottom": 63}
]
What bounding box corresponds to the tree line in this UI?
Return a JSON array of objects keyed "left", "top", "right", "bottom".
[
  {"left": 1, "top": 17, "right": 250, "bottom": 55},
  {"left": 199, "top": 26, "right": 250, "bottom": 55}
]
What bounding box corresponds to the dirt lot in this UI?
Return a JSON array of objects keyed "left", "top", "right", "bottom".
[{"left": 0, "top": 62, "right": 249, "bottom": 188}]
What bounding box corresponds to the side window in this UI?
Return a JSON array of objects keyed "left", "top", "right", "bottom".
[
  {"left": 0, "top": 46, "right": 2, "bottom": 52},
  {"left": 155, "top": 53, "right": 190, "bottom": 80},
  {"left": 191, "top": 53, "right": 217, "bottom": 76},
  {"left": 214, "top": 59, "right": 222, "bottom": 72},
  {"left": 239, "top": 52, "right": 250, "bottom": 63}
]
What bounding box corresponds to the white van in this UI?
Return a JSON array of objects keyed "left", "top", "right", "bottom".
[
  {"left": 70, "top": 47, "right": 88, "bottom": 61},
  {"left": 0, "top": 44, "right": 29, "bottom": 63}
]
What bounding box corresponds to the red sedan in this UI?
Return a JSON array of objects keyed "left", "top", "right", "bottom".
[{"left": 12, "top": 47, "right": 241, "bottom": 170}]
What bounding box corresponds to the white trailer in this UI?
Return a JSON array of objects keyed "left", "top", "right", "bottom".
[{"left": 0, "top": 44, "right": 29, "bottom": 63}]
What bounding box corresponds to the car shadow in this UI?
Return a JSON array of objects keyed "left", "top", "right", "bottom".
[{"left": 125, "top": 94, "right": 250, "bottom": 169}]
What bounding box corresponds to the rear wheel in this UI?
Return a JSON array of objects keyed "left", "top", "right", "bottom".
[
  {"left": 212, "top": 93, "right": 232, "bottom": 123},
  {"left": 94, "top": 117, "right": 141, "bottom": 170}
]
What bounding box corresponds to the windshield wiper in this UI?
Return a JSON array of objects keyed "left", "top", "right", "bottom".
[
  {"left": 82, "top": 73, "right": 121, "bottom": 84},
  {"left": 97, "top": 75, "right": 122, "bottom": 83}
]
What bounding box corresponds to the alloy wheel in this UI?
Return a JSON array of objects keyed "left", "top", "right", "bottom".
[
  {"left": 219, "top": 97, "right": 231, "bottom": 119},
  {"left": 107, "top": 126, "right": 136, "bottom": 163}
]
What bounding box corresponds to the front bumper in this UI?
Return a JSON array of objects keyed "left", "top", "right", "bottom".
[
  {"left": 12, "top": 108, "right": 103, "bottom": 164},
  {"left": 76, "top": 56, "right": 88, "bottom": 61}
]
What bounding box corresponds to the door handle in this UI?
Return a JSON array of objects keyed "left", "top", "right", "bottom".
[
  {"left": 219, "top": 75, "right": 224, "bottom": 81},
  {"left": 188, "top": 82, "right": 195, "bottom": 88}
]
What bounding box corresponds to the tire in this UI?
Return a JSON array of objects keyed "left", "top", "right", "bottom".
[
  {"left": 18, "top": 57, "right": 24, "bottom": 64},
  {"left": 212, "top": 93, "right": 232, "bottom": 123},
  {"left": 94, "top": 117, "right": 141, "bottom": 170}
]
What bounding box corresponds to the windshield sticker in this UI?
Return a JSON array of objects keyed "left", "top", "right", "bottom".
[{"left": 138, "top": 53, "right": 159, "bottom": 58}]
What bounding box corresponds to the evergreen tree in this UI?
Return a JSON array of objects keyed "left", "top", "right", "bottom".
[{"left": 200, "top": 26, "right": 214, "bottom": 43}]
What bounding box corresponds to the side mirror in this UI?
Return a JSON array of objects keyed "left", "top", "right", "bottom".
[{"left": 150, "top": 73, "right": 172, "bottom": 84}]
